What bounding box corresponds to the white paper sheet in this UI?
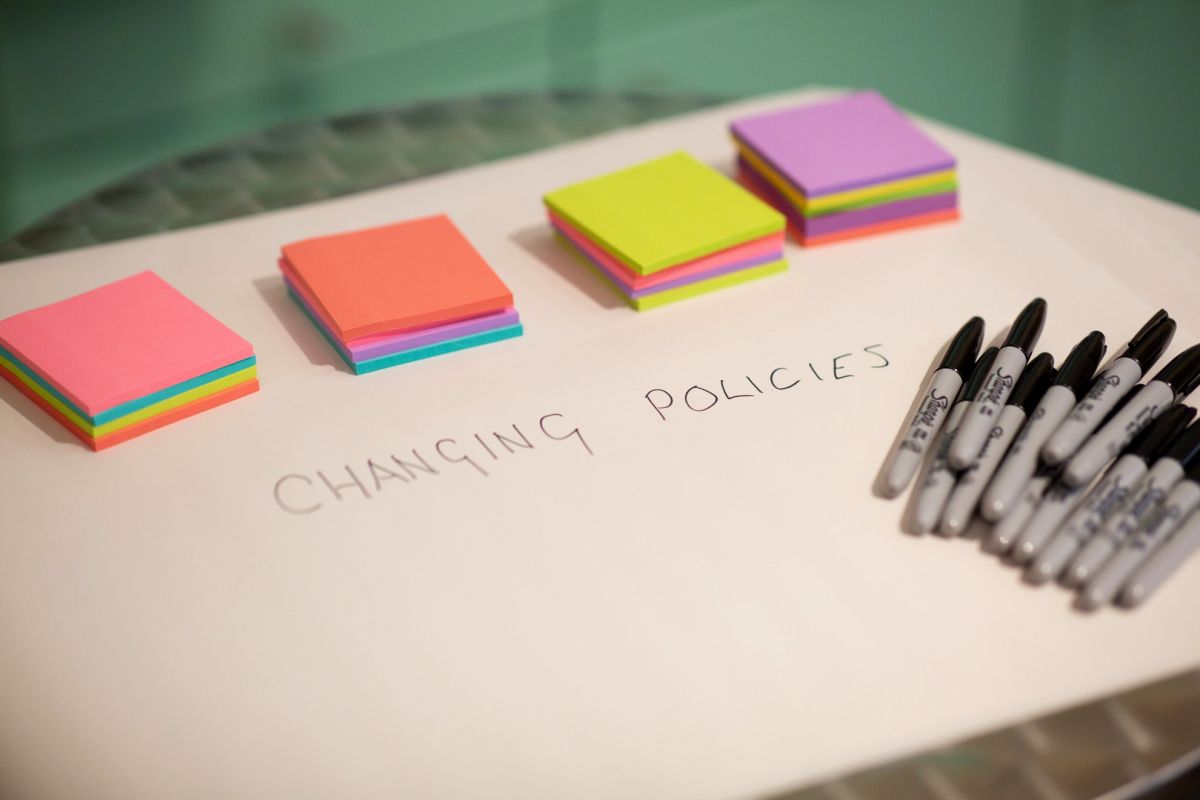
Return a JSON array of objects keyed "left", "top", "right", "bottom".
[{"left": 0, "top": 89, "right": 1198, "bottom": 800}]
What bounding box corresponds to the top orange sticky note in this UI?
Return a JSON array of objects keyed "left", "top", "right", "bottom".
[
  {"left": 0, "top": 271, "right": 254, "bottom": 416},
  {"left": 281, "top": 215, "right": 514, "bottom": 341}
]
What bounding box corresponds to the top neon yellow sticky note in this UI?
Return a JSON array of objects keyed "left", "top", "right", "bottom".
[{"left": 544, "top": 151, "right": 784, "bottom": 276}]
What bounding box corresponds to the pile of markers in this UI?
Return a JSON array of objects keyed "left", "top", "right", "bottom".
[{"left": 881, "top": 299, "right": 1200, "bottom": 610}]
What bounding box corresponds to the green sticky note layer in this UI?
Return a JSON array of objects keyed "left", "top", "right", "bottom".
[
  {"left": 0, "top": 350, "right": 257, "bottom": 438},
  {"left": 805, "top": 178, "right": 958, "bottom": 217},
  {"left": 544, "top": 151, "right": 784, "bottom": 276},
  {"left": 0, "top": 344, "right": 256, "bottom": 425}
]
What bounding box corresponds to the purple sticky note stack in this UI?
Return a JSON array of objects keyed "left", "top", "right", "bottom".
[{"left": 731, "top": 91, "right": 959, "bottom": 246}]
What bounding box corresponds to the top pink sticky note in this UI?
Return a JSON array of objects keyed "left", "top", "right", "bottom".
[
  {"left": 730, "top": 90, "right": 956, "bottom": 197},
  {"left": 0, "top": 271, "right": 254, "bottom": 416}
]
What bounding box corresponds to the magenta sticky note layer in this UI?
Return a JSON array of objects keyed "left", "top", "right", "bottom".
[
  {"left": 282, "top": 271, "right": 518, "bottom": 360},
  {"left": 347, "top": 308, "right": 519, "bottom": 360},
  {"left": 740, "top": 159, "right": 958, "bottom": 236},
  {"left": 550, "top": 216, "right": 782, "bottom": 299},
  {"left": 0, "top": 271, "right": 254, "bottom": 416},
  {"left": 546, "top": 211, "right": 783, "bottom": 292},
  {"left": 730, "top": 91, "right": 956, "bottom": 197}
]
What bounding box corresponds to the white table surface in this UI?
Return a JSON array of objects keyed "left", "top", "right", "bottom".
[{"left": 1, "top": 88, "right": 1198, "bottom": 800}]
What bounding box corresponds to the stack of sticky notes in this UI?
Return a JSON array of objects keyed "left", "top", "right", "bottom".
[
  {"left": 0, "top": 271, "right": 258, "bottom": 451},
  {"left": 279, "top": 215, "right": 522, "bottom": 374},
  {"left": 731, "top": 91, "right": 958, "bottom": 246},
  {"left": 544, "top": 151, "right": 786, "bottom": 310}
]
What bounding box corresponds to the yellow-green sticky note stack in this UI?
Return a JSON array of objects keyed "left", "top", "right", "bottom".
[{"left": 543, "top": 151, "right": 787, "bottom": 310}]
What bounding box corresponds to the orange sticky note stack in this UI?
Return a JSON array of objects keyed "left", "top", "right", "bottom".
[
  {"left": 279, "top": 215, "right": 522, "bottom": 374},
  {"left": 0, "top": 271, "right": 258, "bottom": 450}
]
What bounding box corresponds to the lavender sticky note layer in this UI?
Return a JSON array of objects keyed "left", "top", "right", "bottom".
[
  {"left": 802, "top": 192, "right": 957, "bottom": 236},
  {"left": 741, "top": 162, "right": 957, "bottom": 235},
  {"left": 348, "top": 308, "right": 519, "bottom": 359},
  {"left": 550, "top": 221, "right": 781, "bottom": 298},
  {"left": 283, "top": 275, "right": 518, "bottom": 362},
  {"left": 731, "top": 91, "right": 956, "bottom": 197}
]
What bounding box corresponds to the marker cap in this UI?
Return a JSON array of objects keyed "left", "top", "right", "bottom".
[
  {"left": 1127, "top": 403, "right": 1194, "bottom": 460},
  {"left": 962, "top": 346, "right": 998, "bottom": 402},
  {"left": 1150, "top": 343, "right": 1200, "bottom": 397},
  {"left": 1007, "top": 352, "right": 1055, "bottom": 412},
  {"left": 1128, "top": 309, "right": 1166, "bottom": 345},
  {"left": 1125, "top": 315, "right": 1176, "bottom": 372},
  {"left": 938, "top": 316, "right": 985, "bottom": 376},
  {"left": 1002, "top": 297, "right": 1047, "bottom": 356},
  {"left": 1162, "top": 419, "right": 1200, "bottom": 467},
  {"left": 1186, "top": 457, "right": 1200, "bottom": 483},
  {"left": 1054, "top": 331, "right": 1106, "bottom": 400},
  {"left": 1128, "top": 309, "right": 1169, "bottom": 349}
]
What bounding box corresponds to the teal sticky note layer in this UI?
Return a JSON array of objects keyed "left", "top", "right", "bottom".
[
  {"left": 350, "top": 325, "right": 524, "bottom": 374},
  {"left": 0, "top": 343, "right": 256, "bottom": 425},
  {"left": 287, "top": 288, "right": 523, "bottom": 374}
]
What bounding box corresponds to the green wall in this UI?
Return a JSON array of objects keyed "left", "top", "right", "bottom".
[{"left": 2, "top": 1, "right": 1197, "bottom": 240}]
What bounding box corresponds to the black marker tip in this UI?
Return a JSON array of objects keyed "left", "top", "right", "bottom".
[
  {"left": 1126, "top": 316, "right": 1176, "bottom": 371},
  {"left": 1129, "top": 404, "right": 1195, "bottom": 460},
  {"left": 1055, "top": 330, "right": 1107, "bottom": 400},
  {"left": 963, "top": 346, "right": 998, "bottom": 402},
  {"left": 1152, "top": 343, "right": 1200, "bottom": 397},
  {"left": 1007, "top": 352, "right": 1055, "bottom": 412},
  {"left": 1163, "top": 418, "right": 1200, "bottom": 467},
  {"left": 1129, "top": 309, "right": 1170, "bottom": 347},
  {"left": 1003, "top": 297, "right": 1047, "bottom": 356},
  {"left": 939, "top": 316, "right": 985, "bottom": 375}
]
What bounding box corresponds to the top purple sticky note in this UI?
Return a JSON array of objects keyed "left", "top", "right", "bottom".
[{"left": 731, "top": 91, "right": 956, "bottom": 197}]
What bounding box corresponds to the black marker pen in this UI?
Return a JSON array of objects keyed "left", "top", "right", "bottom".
[
  {"left": 1064, "top": 343, "right": 1200, "bottom": 487},
  {"left": 912, "top": 346, "right": 997, "bottom": 533},
  {"left": 982, "top": 330, "right": 1105, "bottom": 521},
  {"left": 1029, "top": 402, "right": 1194, "bottom": 582},
  {"left": 949, "top": 298, "right": 1046, "bottom": 470},
  {"left": 1083, "top": 455, "right": 1200, "bottom": 610},
  {"left": 939, "top": 352, "right": 1055, "bottom": 536},
  {"left": 1069, "top": 416, "right": 1200, "bottom": 586},
  {"left": 881, "top": 316, "right": 984, "bottom": 497},
  {"left": 1043, "top": 311, "right": 1174, "bottom": 465},
  {"left": 1004, "top": 384, "right": 1145, "bottom": 562}
]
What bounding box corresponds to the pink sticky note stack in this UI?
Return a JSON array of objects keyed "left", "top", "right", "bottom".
[{"left": 0, "top": 271, "right": 258, "bottom": 450}]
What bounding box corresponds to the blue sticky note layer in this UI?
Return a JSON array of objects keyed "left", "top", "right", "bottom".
[
  {"left": 0, "top": 343, "right": 256, "bottom": 425},
  {"left": 287, "top": 288, "right": 523, "bottom": 374},
  {"left": 350, "top": 325, "right": 524, "bottom": 374}
]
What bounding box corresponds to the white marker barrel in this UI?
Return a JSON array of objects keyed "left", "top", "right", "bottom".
[
  {"left": 914, "top": 402, "right": 969, "bottom": 534},
  {"left": 1062, "top": 380, "right": 1173, "bottom": 487},
  {"left": 881, "top": 368, "right": 963, "bottom": 498},
  {"left": 1066, "top": 458, "right": 1185, "bottom": 586},
  {"left": 1028, "top": 454, "right": 1147, "bottom": 584},
  {"left": 982, "top": 384, "right": 1075, "bottom": 521},
  {"left": 949, "top": 346, "right": 1027, "bottom": 470},
  {"left": 984, "top": 472, "right": 1052, "bottom": 555},
  {"left": 1042, "top": 357, "right": 1142, "bottom": 466},
  {"left": 940, "top": 406, "right": 1024, "bottom": 536},
  {"left": 1078, "top": 480, "right": 1200, "bottom": 610},
  {"left": 1120, "top": 508, "right": 1200, "bottom": 607},
  {"left": 1011, "top": 479, "right": 1087, "bottom": 564}
]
